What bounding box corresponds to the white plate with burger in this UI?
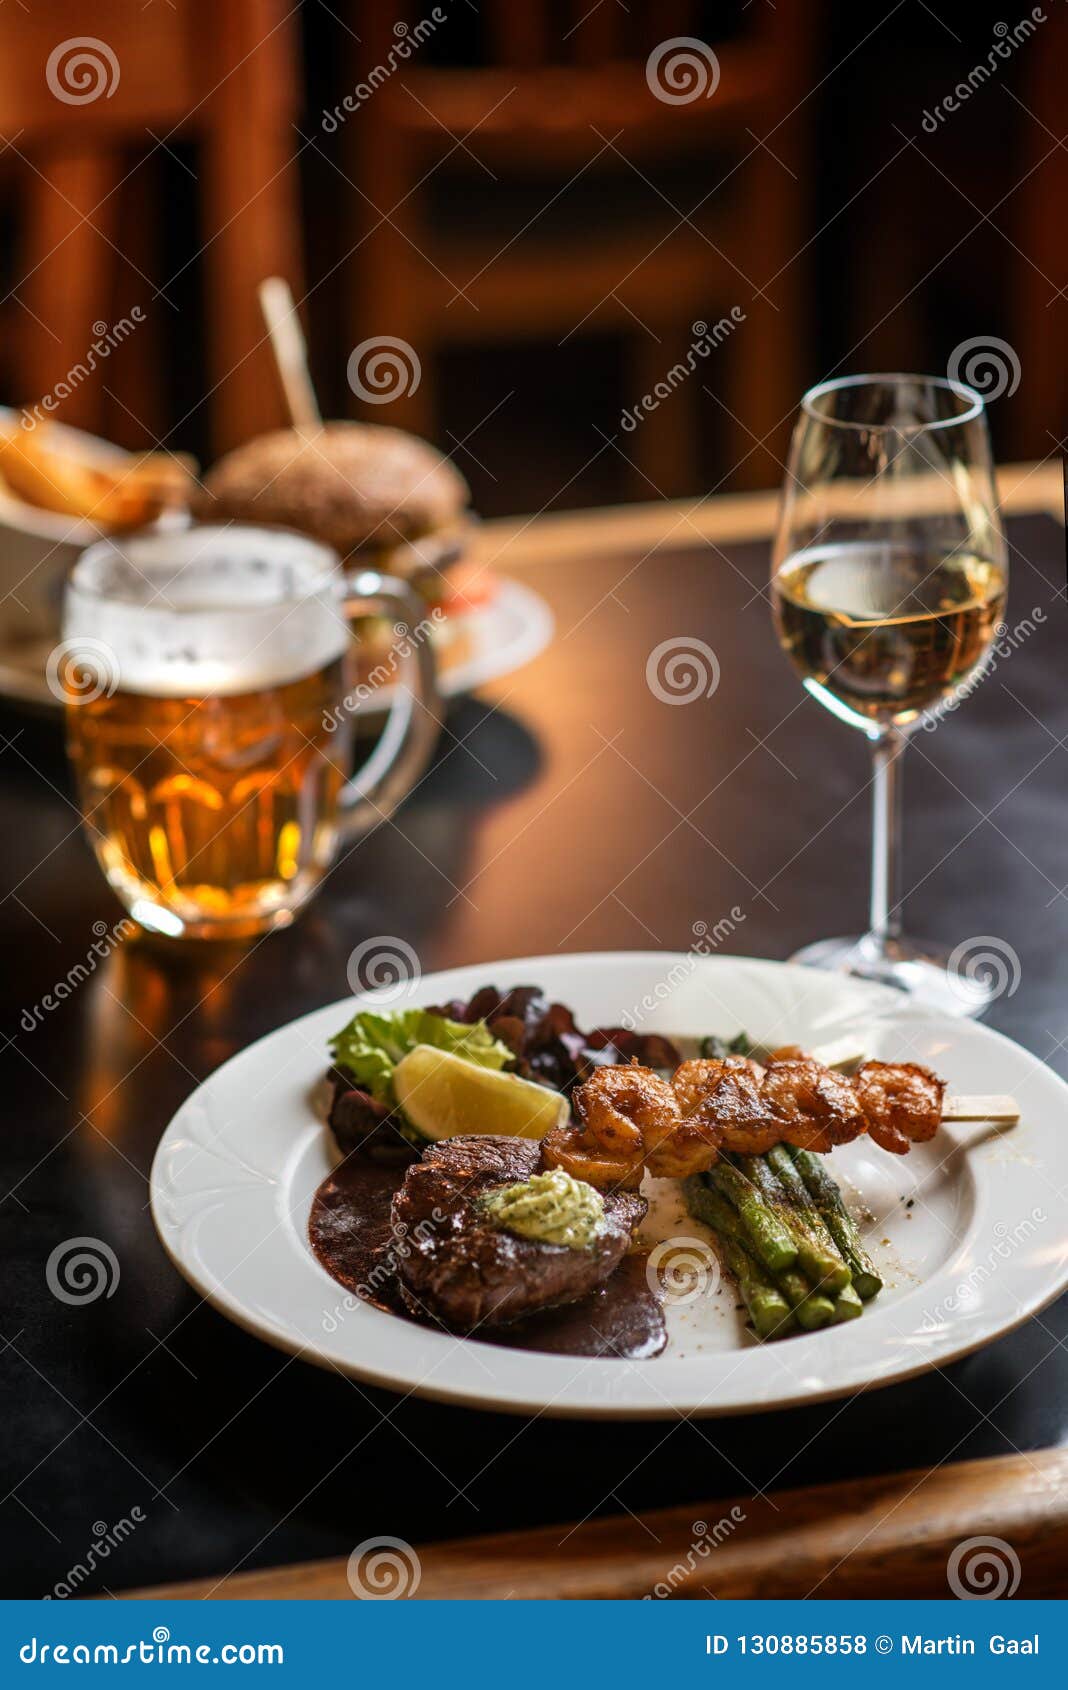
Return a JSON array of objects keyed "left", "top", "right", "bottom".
[
  {"left": 150, "top": 952, "right": 1068, "bottom": 1419},
  {"left": 0, "top": 408, "right": 194, "bottom": 665},
  {"left": 0, "top": 420, "right": 552, "bottom": 712}
]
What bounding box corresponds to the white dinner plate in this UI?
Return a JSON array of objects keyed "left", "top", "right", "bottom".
[
  {"left": 430, "top": 577, "right": 553, "bottom": 700},
  {"left": 149, "top": 953, "right": 1068, "bottom": 1419}
]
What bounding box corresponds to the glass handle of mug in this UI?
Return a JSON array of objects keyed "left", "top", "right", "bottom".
[{"left": 338, "top": 569, "right": 442, "bottom": 839}]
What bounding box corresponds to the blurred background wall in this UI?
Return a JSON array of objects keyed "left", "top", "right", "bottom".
[{"left": 1, "top": 0, "right": 1063, "bottom": 516}]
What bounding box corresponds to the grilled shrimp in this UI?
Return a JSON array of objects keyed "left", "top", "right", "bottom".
[
  {"left": 574, "top": 1062, "right": 676, "bottom": 1154},
  {"left": 854, "top": 1060, "right": 944, "bottom": 1155},
  {"left": 643, "top": 1100, "right": 725, "bottom": 1177},
  {"left": 671, "top": 1055, "right": 754, "bottom": 1115},
  {"left": 760, "top": 1058, "right": 869, "bottom": 1153},
  {"left": 569, "top": 1059, "right": 731, "bottom": 1180},
  {"left": 541, "top": 1120, "right": 645, "bottom": 1191},
  {"left": 672, "top": 1056, "right": 726, "bottom": 1117},
  {"left": 544, "top": 1063, "right": 681, "bottom": 1191},
  {"left": 671, "top": 1056, "right": 774, "bottom": 1155},
  {"left": 551, "top": 1049, "right": 947, "bottom": 1188}
]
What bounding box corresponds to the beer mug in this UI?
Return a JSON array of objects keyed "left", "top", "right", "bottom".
[{"left": 59, "top": 526, "right": 441, "bottom": 939}]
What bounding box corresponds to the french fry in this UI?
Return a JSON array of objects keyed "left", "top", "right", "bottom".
[{"left": 0, "top": 423, "right": 195, "bottom": 530}]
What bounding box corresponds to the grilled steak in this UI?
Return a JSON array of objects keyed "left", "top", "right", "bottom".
[{"left": 391, "top": 1135, "right": 645, "bottom": 1332}]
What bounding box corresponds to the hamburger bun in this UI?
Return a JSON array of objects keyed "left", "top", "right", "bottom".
[{"left": 193, "top": 422, "right": 470, "bottom": 565}]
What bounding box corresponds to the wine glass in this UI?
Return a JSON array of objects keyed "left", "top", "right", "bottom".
[{"left": 771, "top": 374, "right": 1008, "bottom": 1015}]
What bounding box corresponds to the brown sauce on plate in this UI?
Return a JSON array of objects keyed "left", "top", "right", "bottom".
[{"left": 309, "top": 1153, "right": 666, "bottom": 1360}]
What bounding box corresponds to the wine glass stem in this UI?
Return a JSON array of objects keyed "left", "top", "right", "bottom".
[{"left": 869, "top": 729, "right": 906, "bottom": 952}]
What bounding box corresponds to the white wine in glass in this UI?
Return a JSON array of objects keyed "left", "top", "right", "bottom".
[{"left": 771, "top": 375, "right": 1008, "bottom": 1015}]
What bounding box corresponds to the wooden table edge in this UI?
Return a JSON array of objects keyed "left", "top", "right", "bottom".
[
  {"left": 472, "top": 460, "right": 1063, "bottom": 570},
  {"left": 116, "top": 1445, "right": 1068, "bottom": 1601}
]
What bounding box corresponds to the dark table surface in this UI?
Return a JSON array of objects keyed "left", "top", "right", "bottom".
[{"left": 2, "top": 512, "right": 1066, "bottom": 1599}]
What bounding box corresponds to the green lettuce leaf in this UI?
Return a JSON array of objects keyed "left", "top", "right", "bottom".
[{"left": 328, "top": 1007, "right": 512, "bottom": 1106}]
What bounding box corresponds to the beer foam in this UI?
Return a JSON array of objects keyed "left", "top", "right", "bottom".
[{"left": 64, "top": 528, "right": 352, "bottom": 698}]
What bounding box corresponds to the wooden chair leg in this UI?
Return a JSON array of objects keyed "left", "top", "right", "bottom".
[
  {"left": 1011, "top": 8, "right": 1068, "bottom": 458},
  {"left": 622, "top": 325, "right": 703, "bottom": 500},
  {"left": 347, "top": 202, "right": 437, "bottom": 443},
  {"left": 726, "top": 152, "right": 808, "bottom": 491},
  {"left": 199, "top": 1, "right": 304, "bottom": 452},
  {"left": 103, "top": 156, "right": 168, "bottom": 449},
  {"left": 199, "top": 121, "right": 304, "bottom": 452},
  {"left": 17, "top": 146, "right": 119, "bottom": 434},
  {"left": 1012, "top": 185, "right": 1068, "bottom": 459},
  {"left": 344, "top": 89, "right": 436, "bottom": 442}
]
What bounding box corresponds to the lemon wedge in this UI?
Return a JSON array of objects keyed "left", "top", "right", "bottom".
[{"left": 393, "top": 1044, "right": 569, "bottom": 1142}]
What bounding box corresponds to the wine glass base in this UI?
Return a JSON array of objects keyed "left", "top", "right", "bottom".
[{"left": 789, "top": 934, "right": 995, "bottom": 1019}]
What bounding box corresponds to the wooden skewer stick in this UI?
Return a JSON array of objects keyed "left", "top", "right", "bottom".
[
  {"left": 810, "top": 1037, "right": 865, "bottom": 1072},
  {"left": 810, "top": 1041, "right": 1020, "bottom": 1124},
  {"left": 257, "top": 276, "right": 322, "bottom": 433},
  {"left": 941, "top": 1094, "right": 1020, "bottom": 1124}
]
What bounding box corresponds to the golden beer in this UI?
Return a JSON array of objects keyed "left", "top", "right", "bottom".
[
  {"left": 62, "top": 529, "right": 355, "bottom": 939},
  {"left": 62, "top": 525, "right": 441, "bottom": 939},
  {"left": 67, "top": 658, "right": 351, "bottom": 939}
]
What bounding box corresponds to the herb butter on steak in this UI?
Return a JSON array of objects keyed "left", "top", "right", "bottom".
[{"left": 391, "top": 1136, "right": 645, "bottom": 1331}]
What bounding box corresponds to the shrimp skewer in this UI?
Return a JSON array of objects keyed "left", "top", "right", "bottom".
[
  {"left": 553, "top": 1052, "right": 947, "bottom": 1188},
  {"left": 543, "top": 1063, "right": 677, "bottom": 1190}
]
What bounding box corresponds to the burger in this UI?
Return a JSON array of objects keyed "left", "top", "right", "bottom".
[{"left": 193, "top": 423, "right": 493, "bottom": 677}]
